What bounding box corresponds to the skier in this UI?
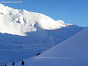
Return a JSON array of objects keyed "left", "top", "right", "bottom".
[
  {"left": 5, "top": 64, "right": 6, "bottom": 66},
  {"left": 13, "top": 62, "right": 14, "bottom": 66},
  {"left": 21, "top": 60, "right": 24, "bottom": 66}
]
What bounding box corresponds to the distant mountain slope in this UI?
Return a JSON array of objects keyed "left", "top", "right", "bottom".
[
  {"left": 23, "top": 27, "right": 88, "bottom": 66},
  {"left": 0, "top": 3, "right": 84, "bottom": 64},
  {"left": 0, "top": 3, "right": 70, "bottom": 36}
]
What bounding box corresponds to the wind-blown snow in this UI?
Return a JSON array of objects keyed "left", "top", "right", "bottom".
[
  {"left": 0, "top": 3, "right": 70, "bottom": 36},
  {"left": 16, "top": 27, "right": 88, "bottom": 66}
]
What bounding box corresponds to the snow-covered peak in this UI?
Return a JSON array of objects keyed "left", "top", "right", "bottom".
[
  {"left": 0, "top": 3, "right": 70, "bottom": 36},
  {"left": 0, "top": 3, "right": 11, "bottom": 14},
  {"left": 0, "top": 3, "right": 4, "bottom": 7}
]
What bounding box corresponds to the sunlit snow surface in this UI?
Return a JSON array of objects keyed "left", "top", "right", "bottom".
[
  {"left": 0, "top": 3, "right": 84, "bottom": 65},
  {"left": 0, "top": 3, "right": 70, "bottom": 36}
]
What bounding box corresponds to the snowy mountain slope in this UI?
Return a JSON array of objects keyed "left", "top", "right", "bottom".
[
  {"left": 0, "top": 3, "right": 70, "bottom": 36},
  {"left": 20, "top": 27, "right": 88, "bottom": 66},
  {"left": 0, "top": 25, "right": 83, "bottom": 64},
  {"left": 0, "top": 3, "right": 84, "bottom": 65}
]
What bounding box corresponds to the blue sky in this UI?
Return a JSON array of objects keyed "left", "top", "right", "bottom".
[{"left": 1, "top": 0, "right": 88, "bottom": 27}]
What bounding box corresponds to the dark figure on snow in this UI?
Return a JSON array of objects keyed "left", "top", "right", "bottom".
[
  {"left": 36, "top": 52, "right": 41, "bottom": 56},
  {"left": 21, "top": 60, "right": 24, "bottom": 66},
  {"left": 13, "top": 62, "right": 14, "bottom": 66}
]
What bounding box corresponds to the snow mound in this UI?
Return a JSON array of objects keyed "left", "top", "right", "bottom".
[{"left": 0, "top": 3, "right": 70, "bottom": 36}]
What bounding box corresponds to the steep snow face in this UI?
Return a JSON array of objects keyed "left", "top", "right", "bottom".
[
  {"left": 11, "top": 27, "right": 88, "bottom": 66},
  {"left": 37, "top": 27, "right": 88, "bottom": 58},
  {"left": 0, "top": 3, "right": 69, "bottom": 36},
  {"left": 25, "top": 27, "right": 88, "bottom": 66}
]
